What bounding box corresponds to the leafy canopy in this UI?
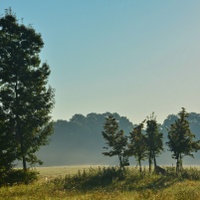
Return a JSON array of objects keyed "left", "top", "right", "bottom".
[
  {"left": 167, "top": 108, "right": 200, "bottom": 162},
  {"left": 0, "top": 9, "right": 54, "bottom": 171},
  {"left": 102, "top": 115, "right": 129, "bottom": 168}
]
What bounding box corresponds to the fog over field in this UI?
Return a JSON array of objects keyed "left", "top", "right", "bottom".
[{"left": 37, "top": 112, "right": 200, "bottom": 167}]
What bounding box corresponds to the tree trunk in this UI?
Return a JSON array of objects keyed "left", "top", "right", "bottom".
[
  {"left": 153, "top": 156, "right": 157, "bottom": 168},
  {"left": 119, "top": 155, "right": 122, "bottom": 168},
  {"left": 139, "top": 159, "right": 142, "bottom": 173},
  {"left": 176, "top": 154, "right": 181, "bottom": 174},
  {"left": 18, "top": 128, "right": 27, "bottom": 171},
  {"left": 180, "top": 154, "right": 183, "bottom": 171},
  {"left": 153, "top": 156, "right": 157, "bottom": 173},
  {"left": 15, "top": 74, "right": 27, "bottom": 171},
  {"left": 22, "top": 155, "right": 27, "bottom": 171},
  {"left": 176, "top": 158, "right": 178, "bottom": 174},
  {"left": 18, "top": 131, "right": 27, "bottom": 171},
  {"left": 149, "top": 157, "right": 152, "bottom": 173}
]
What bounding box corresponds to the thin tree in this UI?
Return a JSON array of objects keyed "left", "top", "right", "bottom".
[
  {"left": 146, "top": 113, "right": 163, "bottom": 173},
  {"left": 0, "top": 9, "right": 54, "bottom": 171},
  {"left": 102, "top": 115, "right": 129, "bottom": 168},
  {"left": 166, "top": 107, "right": 200, "bottom": 174},
  {"left": 128, "top": 120, "right": 147, "bottom": 173}
]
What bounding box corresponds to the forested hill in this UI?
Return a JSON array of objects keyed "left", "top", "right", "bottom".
[
  {"left": 37, "top": 113, "right": 134, "bottom": 166},
  {"left": 37, "top": 112, "right": 200, "bottom": 166}
]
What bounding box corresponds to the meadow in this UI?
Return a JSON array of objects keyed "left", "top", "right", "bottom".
[{"left": 1, "top": 165, "right": 200, "bottom": 200}]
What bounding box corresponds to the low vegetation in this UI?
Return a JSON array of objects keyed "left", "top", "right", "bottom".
[
  {"left": 0, "top": 169, "right": 38, "bottom": 187},
  {"left": 1, "top": 166, "right": 200, "bottom": 200}
]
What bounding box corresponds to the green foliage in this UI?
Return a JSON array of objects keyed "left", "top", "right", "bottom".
[
  {"left": 63, "top": 166, "right": 200, "bottom": 193},
  {"left": 0, "top": 101, "right": 17, "bottom": 172},
  {"left": 167, "top": 108, "right": 200, "bottom": 173},
  {"left": 180, "top": 168, "right": 200, "bottom": 180},
  {"left": 0, "top": 130, "right": 16, "bottom": 172},
  {"left": 64, "top": 167, "right": 127, "bottom": 191},
  {"left": 0, "top": 9, "right": 54, "bottom": 171},
  {"left": 101, "top": 113, "right": 165, "bottom": 173},
  {"left": 102, "top": 115, "right": 129, "bottom": 168},
  {"left": 146, "top": 113, "right": 163, "bottom": 172},
  {"left": 128, "top": 120, "right": 147, "bottom": 173},
  {"left": 0, "top": 169, "right": 38, "bottom": 186}
]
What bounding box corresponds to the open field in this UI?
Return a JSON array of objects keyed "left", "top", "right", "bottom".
[
  {"left": 36, "top": 165, "right": 104, "bottom": 179},
  {"left": 36, "top": 165, "right": 200, "bottom": 177},
  {"left": 1, "top": 165, "right": 200, "bottom": 200}
]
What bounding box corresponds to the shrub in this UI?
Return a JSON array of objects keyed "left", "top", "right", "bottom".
[
  {"left": 64, "top": 167, "right": 127, "bottom": 190},
  {"left": 0, "top": 169, "right": 39, "bottom": 186},
  {"left": 180, "top": 168, "right": 200, "bottom": 181}
]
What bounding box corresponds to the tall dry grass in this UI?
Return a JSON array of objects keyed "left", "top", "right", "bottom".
[{"left": 1, "top": 166, "right": 200, "bottom": 200}]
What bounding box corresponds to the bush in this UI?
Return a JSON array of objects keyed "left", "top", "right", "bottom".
[
  {"left": 64, "top": 167, "right": 127, "bottom": 190},
  {"left": 180, "top": 168, "right": 200, "bottom": 180},
  {"left": 58, "top": 166, "right": 200, "bottom": 193},
  {"left": 0, "top": 169, "right": 39, "bottom": 186}
]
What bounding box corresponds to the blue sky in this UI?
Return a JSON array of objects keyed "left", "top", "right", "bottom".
[{"left": 1, "top": 0, "right": 200, "bottom": 124}]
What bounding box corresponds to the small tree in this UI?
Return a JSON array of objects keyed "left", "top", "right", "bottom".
[
  {"left": 166, "top": 107, "right": 200, "bottom": 173},
  {"left": 146, "top": 113, "right": 163, "bottom": 173},
  {"left": 102, "top": 115, "right": 129, "bottom": 168},
  {"left": 0, "top": 9, "right": 54, "bottom": 171},
  {"left": 128, "top": 120, "right": 147, "bottom": 173}
]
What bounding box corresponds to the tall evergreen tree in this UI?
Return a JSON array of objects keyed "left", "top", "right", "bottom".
[
  {"left": 128, "top": 120, "right": 147, "bottom": 173},
  {"left": 102, "top": 115, "right": 129, "bottom": 168},
  {"left": 166, "top": 107, "right": 200, "bottom": 173},
  {"left": 0, "top": 10, "right": 54, "bottom": 171},
  {"left": 146, "top": 113, "right": 163, "bottom": 173}
]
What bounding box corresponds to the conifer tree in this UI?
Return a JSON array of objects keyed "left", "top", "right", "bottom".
[
  {"left": 128, "top": 120, "right": 147, "bottom": 173},
  {"left": 146, "top": 113, "right": 163, "bottom": 173},
  {"left": 167, "top": 107, "right": 200, "bottom": 173},
  {"left": 0, "top": 9, "right": 54, "bottom": 171},
  {"left": 102, "top": 115, "right": 129, "bottom": 168}
]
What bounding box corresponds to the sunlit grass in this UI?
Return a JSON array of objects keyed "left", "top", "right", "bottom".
[
  {"left": 36, "top": 165, "right": 107, "bottom": 181},
  {"left": 1, "top": 166, "right": 200, "bottom": 200}
]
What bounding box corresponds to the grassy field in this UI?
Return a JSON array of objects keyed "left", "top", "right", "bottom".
[
  {"left": 36, "top": 165, "right": 101, "bottom": 179},
  {"left": 1, "top": 165, "right": 200, "bottom": 200}
]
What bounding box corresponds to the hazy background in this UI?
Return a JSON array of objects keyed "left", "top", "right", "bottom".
[
  {"left": 36, "top": 112, "right": 200, "bottom": 166},
  {"left": 0, "top": 0, "right": 200, "bottom": 124}
]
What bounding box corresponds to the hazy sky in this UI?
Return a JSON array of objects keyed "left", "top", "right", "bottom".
[{"left": 1, "top": 1, "right": 200, "bottom": 124}]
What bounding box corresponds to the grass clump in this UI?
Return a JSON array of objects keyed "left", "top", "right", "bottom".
[
  {"left": 63, "top": 166, "right": 200, "bottom": 193},
  {"left": 180, "top": 167, "right": 200, "bottom": 180},
  {"left": 63, "top": 166, "right": 163, "bottom": 192},
  {"left": 64, "top": 167, "right": 127, "bottom": 191}
]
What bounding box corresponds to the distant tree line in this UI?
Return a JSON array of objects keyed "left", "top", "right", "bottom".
[
  {"left": 35, "top": 110, "right": 200, "bottom": 167},
  {"left": 102, "top": 108, "right": 200, "bottom": 174}
]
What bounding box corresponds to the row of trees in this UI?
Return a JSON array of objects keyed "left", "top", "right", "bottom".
[
  {"left": 0, "top": 10, "right": 54, "bottom": 174},
  {"left": 102, "top": 108, "right": 200, "bottom": 173}
]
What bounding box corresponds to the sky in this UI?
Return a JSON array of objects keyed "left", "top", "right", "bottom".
[{"left": 0, "top": 0, "right": 200, "bottom": 124}]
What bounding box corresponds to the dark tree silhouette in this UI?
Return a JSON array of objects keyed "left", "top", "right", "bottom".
[
  {"left": 167, "top": 108, "right": 200, "bottom": 173},
  {"left": 0, "top": 9, "right": 54, "bottom": 171},
  {"left": 102, "top": 115, "right": 129, "bottom": 168},
  {"left": 146, "top": 113, "right": 163, "bottom": 173},
  {"left": 128, "top": 120, "right": 147, "bottom": 173}
]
